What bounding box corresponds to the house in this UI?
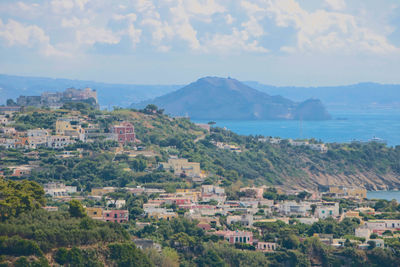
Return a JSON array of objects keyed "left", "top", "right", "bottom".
[
  {"left": 227, "top": 214, "right": 253, "bottom": 227},
  {"left": 86, "top": 207, "right": 103, "bottom": 219},
  {"left": 328, "top": 186, "right": 367, "bottom": 199},
  {"left": 106, "top": 199, "right": 126, "bottom": 209},
  {"left": 56, "top": 119, "right": 85, "bottom": 141},
  {"left": 146, "top": 207, "right": 178, "bottom": 221},
  {"left": 355, "top": 227, "right": 371, "bottom": 239},
  {"left": 256, "top": 242, "right": 278, "bottom": 252},
  {"left": 214, "top": 230, "right": 253, "bottom": 244},
  {"left": 43, "top": 206, "right": 59, "bottom": 212},
  {"left": 44, "top": 182, "right": 77, "bottom": 197},
  {"left": 308, "top": 143, "right": 328, "bottom": 152},
  {"left": 46, "top": 135, "right": 75, "bottom": 148},
  {"left": 0, "top": 127, "right": 16, "bottom": 135},
  {"left": 159, "top": 158, "right": 201, "bottom": 178},
  {"left": 133, "top": 239, "right": 162, "bottom": 251},
  {"left": 10, "top": 165, "right": 32, "bottom": 177},
  {"left": 316, "top": 202, "right": 340, "bottom": 219},
  {"left": 197, "top": 223, "right": 212, "bottom": 231},
  {"left": 364, "top": 220, "right": 400, "bottom": 234},
  {"left": 279, "top": 201, "right": 311, "bottom": 216},
  {"left": 103, "top": 210, "right": 129, "bottom": 223},
  {"left": 0, "top": 116, "right": 9, "bottom": 125},
  {"left": 110, "top": 121, "right": 136, "bottom": 145}
]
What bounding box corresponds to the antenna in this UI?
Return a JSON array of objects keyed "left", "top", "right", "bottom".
[{"left": 299, "top": 116, "right": 303, "bottom": 139}]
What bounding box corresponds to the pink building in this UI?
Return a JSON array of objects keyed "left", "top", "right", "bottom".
[
  {"left": 103, "top": 210, "right": 129, "bottom": 223},
  {"left": 215, "top": 230, "right": 253, "bottom": 244},
  {"left": 110, "top": 121, "right": 135, "bottom": 145}
]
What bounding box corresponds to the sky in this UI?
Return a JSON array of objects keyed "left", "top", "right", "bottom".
[{"left": 0, "top": 0, "right": 400, "bottom": 86}]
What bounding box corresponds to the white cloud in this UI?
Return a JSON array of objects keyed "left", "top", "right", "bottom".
[
  {"left": 204, "top": 28, "right": 269, "bottom": 53},
  {"left": 51, "top": 0, "right": 75, "bottom": 13},
  {"left": 50, "top": 0, "right": 89, "bottom": 13},
  {"left": 61, "top": 17, "right": 89, "bottom": 28},
  {"left": 241, "top": 17, "right": 264, "bottom": 38},
  {"left": 113, "top": 13, "right": 138, "bottom": 22},
  {"left": 225, "top": 14, "right": 234, "bottom": 24},
  {"left": 76, "top": 26, "right": 121, "bottom": 46},
  {"left": 325, "top": 0, "right": 346, "bottom": 11},
  {"left": 0, "top": 19, "right": 69, "bottom": 57},
  {"left": 265, "top": 0, "right": 398, "bottom": 54},
  {"left": 185, "top": 0, "right": 226, "bottom": 16},
  {"left": 127, "top": 23, "right": 142, "bottom": 47}
]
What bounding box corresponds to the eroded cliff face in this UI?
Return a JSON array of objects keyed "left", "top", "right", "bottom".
[{"left": 283, "top": 170, "right": 400, "bottom": 191}]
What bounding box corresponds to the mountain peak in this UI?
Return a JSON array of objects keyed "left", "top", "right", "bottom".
[{"left": 133, "top": 77, "right": 331, "bottom": 121}]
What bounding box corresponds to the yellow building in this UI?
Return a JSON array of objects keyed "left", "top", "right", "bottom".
[
  {"left": 159, "top": 158, "right": 201, "bottom": 178},
  {"left": 148, "top": 211, "right": 178, "bottom": 221},
  {"left": 56, "top": 119, "right": 84, "bottom": 135},
  {"left": 329, "top": 186, "right": 367, "bottom": 199},
  {"left": 86, "top": 207, "right": 103, "bottom": 219}
]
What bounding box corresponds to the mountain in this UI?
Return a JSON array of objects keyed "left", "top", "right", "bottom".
[
  {"left": 0, "top": 74, "right": 180, "bottom": 109},
  {"left": 132, "top": 77, "right": 331, "bottom": 120},
  {"left": 245, "top": 81, "right": 400, "bottom": 110}
]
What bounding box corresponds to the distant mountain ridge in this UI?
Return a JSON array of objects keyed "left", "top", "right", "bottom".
[
  {"left": 1, "top": 73, "right": 400, "bottom": 111},
  {"left": 132, "top": 77, "right": 331, "bottom": 120},
  {"left": 0, "top": 74, "right": 181, "bottom": 108}
]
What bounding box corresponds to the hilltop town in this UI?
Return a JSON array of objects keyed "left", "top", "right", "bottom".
[{"left": 2, "top": 92, "right": 400, "bottom": 266}]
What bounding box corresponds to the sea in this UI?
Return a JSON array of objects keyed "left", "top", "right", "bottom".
[
  {"left": 367, "top": 191, "right": 400, "bottom": 202},
  {"left": 194, "top": 109, "right": 400, "bottom": 198},
  {"left": 194, "top": 109, "right": 400, "bottom": 147}
]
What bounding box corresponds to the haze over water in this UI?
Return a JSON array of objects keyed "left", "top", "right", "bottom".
[{"left": 195, "top": 109, "right": 400, "bottom": 146}]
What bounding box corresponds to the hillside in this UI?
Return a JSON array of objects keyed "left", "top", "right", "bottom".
[
  {"left": 2, "top": 106, "right": 399, "bottom": 191},
  {"left": 132, "top": 77, "right": 331, "bottom": 120}
]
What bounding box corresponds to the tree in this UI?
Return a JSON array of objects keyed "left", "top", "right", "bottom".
[
  {"left": 6, "top": 99, "right": 16, "bottom": 106},
  {"left": 144, "top": 104, "right": 158, "bottom": 114},
  {"left": 0, "top": 179, "right": 46, "bottom": 221},
  {"left": 282, "top": 234, "right": 300, "bottom": 249},
  {"left": 69, "top": 200, "right": 86, "bottom": 218},
  {"left": 368, "top": 240, "right": 376, "bottom": 250}
]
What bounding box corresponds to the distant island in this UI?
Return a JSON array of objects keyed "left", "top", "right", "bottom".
[
  {"left": 132, "top": 77, "right": 331, "bottom": 120},
  {"left": 2, "top": 73, "right": 400, "bottom": 111}
]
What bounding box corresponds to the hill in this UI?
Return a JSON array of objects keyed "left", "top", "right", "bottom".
[
  {"left": 132, "top": 77, "right": 331, "bottom": 120},
  {"left": 245, "top": 81, "right": 400, "bottom": 110}
]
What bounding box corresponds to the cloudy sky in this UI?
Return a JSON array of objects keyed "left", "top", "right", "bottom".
[{"left": 0, "top": 0, "right": 399, "bottom": 86}]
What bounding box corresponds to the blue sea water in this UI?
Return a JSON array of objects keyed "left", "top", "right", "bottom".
[
  {"left": 194, "top": 109, "right": 400, "bottom": 146},
  {"left": 367, "top": 191, "right": 400, "bottom": 202}
]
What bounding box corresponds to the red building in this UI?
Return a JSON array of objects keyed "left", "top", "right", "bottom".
[
  {"left": 110, "top": 121, "right": 135, "bottom": 145},
  {"left": 214, "top": 230, "right": 253, "bottom": 244},
  {"left": 103, "top": 210, "right": 129, "bottom": 223}
]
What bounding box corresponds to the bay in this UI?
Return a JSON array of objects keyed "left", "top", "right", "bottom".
[
  {"left": 194, "top": 109, "right": 400, "bottom": 146},
  {"left": 367, "top": 191, "right": 400, "bottom": 202}
]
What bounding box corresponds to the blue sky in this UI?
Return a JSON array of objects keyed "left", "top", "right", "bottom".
[{"left": 0, "top": 0, "right": 399, "bottom": 86}]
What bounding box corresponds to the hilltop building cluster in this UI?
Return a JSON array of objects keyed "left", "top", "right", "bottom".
[{"left": 15, "top": 88, "right": 99, "bottom": 109}]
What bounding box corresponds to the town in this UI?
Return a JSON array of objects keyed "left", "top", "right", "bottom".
[{"left": 1, "top": 89, "right": 400, "bottom": 266}]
